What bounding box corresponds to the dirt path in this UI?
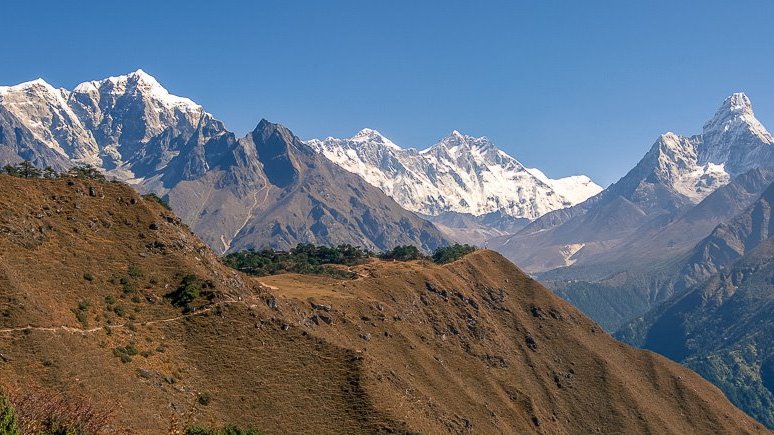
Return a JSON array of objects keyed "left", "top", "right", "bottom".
[{"left": 0, "top": 300, "right": 242, "bottom": 336}]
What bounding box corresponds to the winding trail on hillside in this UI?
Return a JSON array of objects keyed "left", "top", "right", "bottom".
[{"left": 0, "top": 299, "right": 250, "bottom": 336}]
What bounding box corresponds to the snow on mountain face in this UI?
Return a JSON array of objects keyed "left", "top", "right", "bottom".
[
  {"left": 0, "top": 79, "right": 98, "bottom": 161},
  {"left": 699, "top": 92, "right": 774, "bottom": 174},
  {"left": 0, "top": 70, "right": 214, "bottom": 178},
  {"left": 307, "top": 130, "right": 602, "bottom": 219},
  {"left": 643, "top": 93, "right": 774, "bottom": 203},
  {"left": 525, "top": 168, "right": 604, "bottom": 205}
]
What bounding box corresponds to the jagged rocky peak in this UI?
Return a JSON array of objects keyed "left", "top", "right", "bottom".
[
  {"left": 427, "top": 130, "right": 495, "bottom": 154},
  {"left": 249, "top": 119, "right": 302, "bottom": 188},
  {"left": 0, "top": 70, "right": 224, "bottom": 179},
  {"left": 700, "top": 92, "right": 774, "bottom": 172},
  {"left": 703, "top": 92, "right": 771, "bottom": 141}
]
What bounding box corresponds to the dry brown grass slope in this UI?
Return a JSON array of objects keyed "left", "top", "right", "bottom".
[{"left": 0, "top": 176, "right": 769, "bottom": 434}]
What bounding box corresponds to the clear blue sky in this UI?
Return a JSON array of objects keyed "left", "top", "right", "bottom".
[{"left": 3, "top": 0, "right": 774, "bottom": 186}]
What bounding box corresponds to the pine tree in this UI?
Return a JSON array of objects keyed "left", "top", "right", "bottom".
[
  {"left": 65, "top": 164, "right": 105, "bottom": 181},
  {"left": 16, "top": 160, "right": 41, "bottom": 178},
  {"left": 0, "top": 391, "right": 20, "bottom": 435}
]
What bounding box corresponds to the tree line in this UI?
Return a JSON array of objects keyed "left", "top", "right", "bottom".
[
  {"left": 222, "top": 243, "right": 477, "bottom": 278},
  {"left": 2, "top": 160, "right": 105, "bottom": 180}
]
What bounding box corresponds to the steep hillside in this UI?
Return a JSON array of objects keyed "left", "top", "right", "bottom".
[
  {"left": 618, "top": 238, "right": 774, "bottom": 428},
  {"left": 0, "top": 176, "right": 767, "bottom": 434},
  {"left": 617, "top": 184, "right": 774, "bottom": 428}
]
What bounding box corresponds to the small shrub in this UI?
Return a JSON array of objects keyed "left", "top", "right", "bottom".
[
  {"left": 71, "top": 300, "right": 90, "bottom": 327},
  {"left": 104, "top": 295, "right": 116, "bottom": 305},
  {"left": 197, "top": 392, "right": 211, "bottom": 406},
  {"left": 83, "top": 272, "right": 94, "bottom": 282},
  {"left": 113, "top": 344, "right": 138, "bottom": 364},
  {"left": 122, "top": 281, "right": 136, "bottom": 295},
  {"left": 113, "top": 305, "right": 125, "bottom": 317},
  {"left": 113, "top": 348, "right": 132, "bottom": 363},
  {"left": 127, "top": 265, "right": 143, "bottom": 278},
  {"left": 165, "top": 274, "right": 213, "bottom": 308}
]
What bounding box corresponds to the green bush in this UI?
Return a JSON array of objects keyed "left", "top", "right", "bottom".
[
  {"left": 72, "top": 300, "right": 90, "bottom": 327},
  {"left": 62, "top": 164, "right": 106, "bottom": 181},
  {"left": 127, "top": 265, "right": 143, "bottom": 278},
  {"left": 0, "top": 390, "right": 20, "bottom": 435},
  {"left": 431, "top": 244, "right": 477, "bottom": 264},
  {"left": 165, "top": 275, "right": 213, "bottom": 307},
  {"left": 83, "top": 272, "right": 94, "bottom": 281},
  {"left": 2, "top": 161, "right": 41, "bottom": 179},
  {"left": 122, "top": 281, "right": 136, "bottom": 295},
  {"left": 113, "top": 344, "right": 139, "bottom": 363}
]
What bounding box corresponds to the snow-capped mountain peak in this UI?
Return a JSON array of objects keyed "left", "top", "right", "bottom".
[
  {"left": 73, "top": 69, "right": 203, "bottom": 113},
  {"left": 307, "top": 129, "right": 602, "bottom": 219},
  {"left": 699, "top": 92, "right": 774, "bottom": 175},
  {"left": 349, "top": 128, "right": 401, "bottom": 149},
  {"left": 0, "top": 78, "right": 57, "bottom": 96},
  {"left": 614, "top": 93, "right": 774, "bottom": 205},
  {"left": 702, "top": 92, "right": 772, "bottom": 146},
  {"left": 0, "top": 70, "right": 219, "bottom": 177}
]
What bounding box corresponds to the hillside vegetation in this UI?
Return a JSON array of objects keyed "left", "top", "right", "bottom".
[{"left": 0, "top": 176, "right": 768, "bottom": 434}]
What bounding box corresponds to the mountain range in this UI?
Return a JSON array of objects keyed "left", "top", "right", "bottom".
[
  {"left": 307, "top": 128, "right": 602, "bottom": 220},
  {"left": 493, "top": 93, "right": 774, "bottom": 275},
  {"left": 0, "top": 70, "right": 448, "bottom": 253},
  {"left": 3, "top": 70, "right": 774, "bottom": 430}
]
